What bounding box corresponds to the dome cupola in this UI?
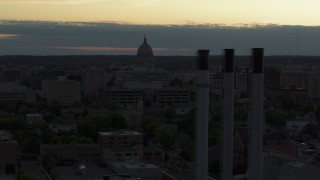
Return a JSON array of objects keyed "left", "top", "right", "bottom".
[{"left": 137, "top": 35, "right": 154, "bottom": 58}]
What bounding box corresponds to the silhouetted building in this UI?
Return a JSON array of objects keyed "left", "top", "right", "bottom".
[
  {"left": 0, "top": 82, "right": 36, "bottom": 103},
  {"left": 41, "top": 144, "right": 100, "bottom": 163},
  {"left": 81, "top": 68, "right": 113, "bottom": 97},
  {"left": 98, "top": 131, "right": 144, "bottom": 163},
  {"left": 0, "top": 131, "right": 17, "bottom": 178},
  {"left": 136, "top": 35, "right": 156, "bottom": 72},
  {"left": 42, "top": 77, "right": 81, "bottom": 106}
]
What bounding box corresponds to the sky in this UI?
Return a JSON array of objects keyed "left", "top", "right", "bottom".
[
  {"left": 1, "top": 0, "right": 320, "bottom": 25},
  {"left": 0, "top": 0, "right": 320, "bottom": 55}
]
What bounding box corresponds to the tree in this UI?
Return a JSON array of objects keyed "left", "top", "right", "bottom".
[
  {"left": 155, "top": 125, "right": 176, "bottom": 149},
  {"left": 22, "top": 137, "right": 41, "bottom": 154},
  {"left": 210, "top": 103, "right": 222, "bottom": 123},
  {"left": 33, "top": 119, "right": 46, "bottom": 129},
  {"left": 19, "top": 172, "right": 39, "bottom": 180},
  {"left": 281, "top": 96, "right": 294, "bottom": 111},
  {"left": 302, "top": 124, "right": 319, "bottom": 138},
  {"left": 179, "top": 141, "right": 194, "bottom": 162},
  {"left": 265, "top": 108, "right": 287, "bottom": 129},
  {"left": 170, "top": 78, "right": 183, "bottom": 87},
  {"left": 165, "top": 107, "right": 177, "bottom": 122},
  {"left": 177, "top": 109, "right": 195, "bottom": 138},
  {"left": 48, "top": 100, "right": 62, "bottom": 116},
  {"left": 104, "top": 101, "right": 120, "bottom": 111},
  {"left": 77, "top": 113, "right": 127, "bottom": 140},
  {"left": 41, "top": 128, "right": 53, "bottom": 144},
  {"left": 209, "top": 159, "right": 220, "bottom": 179},
  {"left": 42, "top": 156, "right": 55, "bottom": 173},
  {"left": 208, "top": 130, "right": 219, "bottom": 147},
  {"left": 0, "top": 115, "right": 25, "bottom": 131},
  {"left": 234, "top": 106, "right": 248, "bottom": 122},
  {"left": 51, "top": 135, "right": 93, "bottom": 144},
  {"left": 141, "top": 116, "right": 159, "bottom": 137}
]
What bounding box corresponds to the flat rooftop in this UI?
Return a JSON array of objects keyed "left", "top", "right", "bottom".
[
  {"left": 123, "top": 162, "right": 158, "bottom": 169},
  {"left": 0, "top": 130, "right": 12, "bottom": 142},
  {"left": 98, "top": 131, "right": 142, "bottom": 136}
]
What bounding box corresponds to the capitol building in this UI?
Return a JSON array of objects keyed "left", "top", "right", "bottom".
[{"left": 136, "top": 35, "right": 156, "bottom": 72}]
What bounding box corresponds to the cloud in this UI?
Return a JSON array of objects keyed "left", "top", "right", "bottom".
[
  {"left": 0, "top": 34, "right": 19, "bottom": 39},
  {"left": 0, "top": 0, "right": 107, "bottom": 4},
  {"left": 1, "top": 20, "right": 320, "bottom": 55}
]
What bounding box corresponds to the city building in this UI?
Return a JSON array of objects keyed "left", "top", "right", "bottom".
[
  {"left": 0, "top": 82, "right": 36, "bottom": 103},
  {"left": 99, "top": 88, "right": 143, "bottom": 107},
  {"left": 136, "top": 35, "right": 156, "bottom": 72},
  {"left": 42, "top": 77, "right": 81, "bottom": 106},
  {"left": 115, "top": 71, "right": 168, "bottom": 89},
  {"left": 307, "top": 71, "right": 320, "bottom": 103},
  {"left": 280, "top": 70, "right": 308, "bottom": 90},
  {"left": 286, "top": 114, "right": 314, "bottom": 135},
  {"left": 143, "top": 147, "right": 162, "bottom": 162},
  {"left": 155, "top": 88, "right": 194, "bottom": 107},
  {"left": 81, "top": 68, "right": 113, "bottom": 97},
  {"left": 264, "top": 66, "right": 281, "bottom": 89},
  {"left": 0, "top": 131, "right": 17, "bottom": 179},
  {"left": 48, "top": 123, "right": 77, "bottom": 134},
  {"left": 98, "top": 131, "right": 144, "bottom": 163},
  {"left": 41, "top": 144, "right": 101, "bottom": 163},
  {"left": 25, "top": 114, "right": 43, "bottom": 127},
  {"left": 108, "top": 162, "right": 162, "bottom": 180}
]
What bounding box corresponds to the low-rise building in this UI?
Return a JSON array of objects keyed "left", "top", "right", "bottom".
[
  {"left": 99, "top": 88, "right": 143, "bottom": 106},
  {"left": 143, "top": 147, "right": 162, "bottom": 162},
  {"left": 98, "top": 131, "right": 144, "bottom": 163},
  {"left": 25, "top": 114, "right": 43, "bottom": 127},
  {"left": 108, "top": 162, "right": 162, "bottom": 180},
  {"left": 155, "top": 88, "right": 194, "bottom": 106},
  {"left": 0, "top": 131, "right": 17, "bottom": 178},
  {"left": 48, "top": 123, "right": 77, "bottom": 134},
  {"left": 41, "top": 144, "right": 100, "bottom": 163}
]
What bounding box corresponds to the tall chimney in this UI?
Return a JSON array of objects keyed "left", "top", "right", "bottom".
[
  {"left": 247, "top": 48, "right": 264, "bottom": 180},
  {"left": 222, "top": 49, "right": 235, "bottom": 180},
  {"left": 196, "top": 50, "right": 210, "bottom": 180}
]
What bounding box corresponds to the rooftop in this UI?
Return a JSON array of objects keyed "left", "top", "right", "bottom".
[
  {"left": 98, "top": 131, "right": 142, "bottom": 136},
  {"left": 123, "top": 162, "right": 158, "bottom": 169},
  {"left": 0, "top": 130, "right": 12, "bottom": 142}
]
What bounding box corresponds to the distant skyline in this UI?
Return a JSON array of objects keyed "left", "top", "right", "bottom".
[
  {"left": 1, "top": 0, "right": 320, "bottom": 56},
  {"left": 1, "top": 20, "right": 320, "bottom": 56},
  {"left": 0, "top": 0, "right": 320, "bottom": 26}
]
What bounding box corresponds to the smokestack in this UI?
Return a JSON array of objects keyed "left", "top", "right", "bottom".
[
  {"left": 247, "top": 48, "right": 264, "bottom": 180},
  {"left": 196, "top": 50, "right": 209, "bottom": 180},
  {"left": 222, "top": 49, "right": 234, "bottom": 180}
]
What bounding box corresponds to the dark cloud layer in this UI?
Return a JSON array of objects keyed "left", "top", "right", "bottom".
[{"left": 0, "top": 20, "right": 320, "bottom": 55}]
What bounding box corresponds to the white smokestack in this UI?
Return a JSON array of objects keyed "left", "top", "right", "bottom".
[
  {"left": 247, "top": 48, "right": 264, "bottom": 180},
  {"left": 196, "top": 50, "right": 210, "bottom": 180},
  {"left": 222, "top": 49, "right": 235, "bottom": 180}
]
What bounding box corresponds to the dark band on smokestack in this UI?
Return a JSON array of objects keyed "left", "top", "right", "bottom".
[
  {"left": 252, "top": 48, "right": 264, "bottom": 73},
  {"left": 224, "top": 49, "right": 234, "bottom": 73},
  {"left": 198, "top": 50, "right": 209, "bottom": 70}
]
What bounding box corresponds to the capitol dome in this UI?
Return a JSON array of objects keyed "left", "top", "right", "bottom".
[{"left": 137, "top": 35, "right": 154, "bottom": 58}]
